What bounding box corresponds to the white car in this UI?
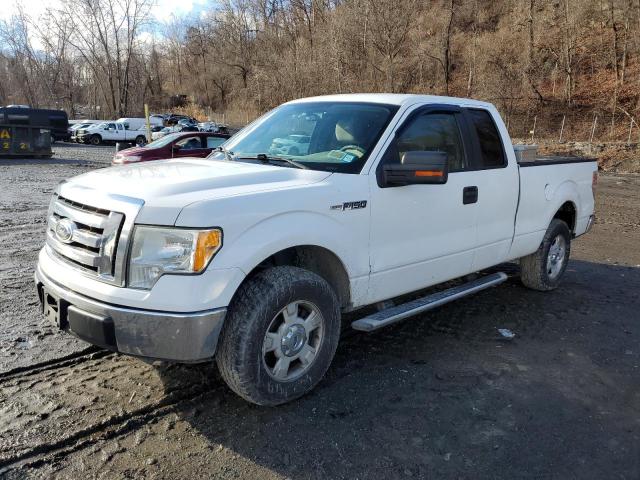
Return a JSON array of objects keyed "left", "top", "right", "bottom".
[
  {"left": 36, "top": 94, "right": 596, "bottom": 405},
  {"left": 151, "top": 125, "right": 181, "bottom": 141},
  {"left": 269, "top": 134, "right": 311, "bottom": 156}
]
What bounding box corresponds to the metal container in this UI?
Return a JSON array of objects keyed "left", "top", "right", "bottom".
[
  {"left": 513, "top": 144, "right": 538, "bottom": 163},
  {"left": 0, "top": 108, "right": 54, "bottom": 158}
]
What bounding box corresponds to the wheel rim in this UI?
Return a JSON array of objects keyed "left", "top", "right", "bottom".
[
  {"left": 262, "top": 301, "right": 324, "bottom": 382},
  {"left": 546, "top": 234, "right": 567, "bottom": 280}
]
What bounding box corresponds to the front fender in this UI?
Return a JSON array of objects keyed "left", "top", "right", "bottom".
[{"left": 212, "top": 210, "right": 365, "bottom": 279}]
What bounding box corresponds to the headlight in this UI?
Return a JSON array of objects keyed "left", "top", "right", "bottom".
[{"left": 128, "top": 226, "right": 222, "bottom": 289}]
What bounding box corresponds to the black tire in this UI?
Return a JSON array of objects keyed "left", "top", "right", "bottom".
[
  {"left": 520, "top": 219, "right": 571, "bottom": 291},
  {"left": 135, "top": 135, "right": 146, "bottom": 147},
  {"left": 216, "top": 266, "right": 341, "bottom": 405},
  {"left": 90, "top": 135, "right": 101, "bottom": 146}
]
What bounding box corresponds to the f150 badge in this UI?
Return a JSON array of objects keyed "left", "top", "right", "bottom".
[{"left": 330, "top": 200, "right": 367, "bottom": 211}]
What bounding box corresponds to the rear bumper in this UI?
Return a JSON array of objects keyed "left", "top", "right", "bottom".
[{"left": 35, "top": 263, "right": 226, "bottom": 363}]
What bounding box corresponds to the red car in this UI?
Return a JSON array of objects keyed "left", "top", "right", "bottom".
[{"left": 112, "top": 132, "right": 231, "bottom": 165}]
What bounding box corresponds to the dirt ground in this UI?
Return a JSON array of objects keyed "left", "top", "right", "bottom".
[{"left": 0, "top": 144, "right": 639, "bottom": 479}]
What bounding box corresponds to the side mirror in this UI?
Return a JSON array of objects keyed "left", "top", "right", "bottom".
[
  {"left": 172, "top": 144, "right": 181, "bottom": 151},
  {"left": 382, "top": 151, "right": 449, "bottom": 187}
]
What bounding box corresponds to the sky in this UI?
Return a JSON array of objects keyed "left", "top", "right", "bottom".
[{"left": 0, "top": 0, "right": 214, "bottom": 24}]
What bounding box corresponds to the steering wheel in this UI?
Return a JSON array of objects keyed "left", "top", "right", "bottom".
[{"left": 339, "top": 145, "right": 366, "bottom": 156}]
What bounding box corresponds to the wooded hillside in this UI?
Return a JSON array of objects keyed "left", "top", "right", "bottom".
[{"left": 1, "top": 0, "right": 640, "bottom": 143}]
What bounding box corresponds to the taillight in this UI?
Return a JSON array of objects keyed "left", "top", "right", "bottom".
[{"left": 592, "top": 170, "right": 598, "bottom": 198}]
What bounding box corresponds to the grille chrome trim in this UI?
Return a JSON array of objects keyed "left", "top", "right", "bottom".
[
  {"left": 46, "top": 230, "right": 101, "bottom": 267},
  {"left": 48, "top": 216, "right": 102, "bottom": 247},
  {"left": 52, "top": 200, "right": 109, "bottom": 229},
  {"left": 45, "top": 187, "right": 143, "bottom": 286}
]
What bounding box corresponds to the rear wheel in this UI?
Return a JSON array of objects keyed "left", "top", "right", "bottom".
[
  {"left": 135, "top": 135, "right": 146, "bottom": 147},
  {"left": 520, "top": 219, "right": 571, "bottom": 291},
  {"left": 216, "top": 266, "right": 341, "bottom": 405}
]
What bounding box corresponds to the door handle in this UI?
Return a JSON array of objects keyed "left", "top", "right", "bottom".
[{"left": 463, "top": 186, "right": 478, "bottom": 205}]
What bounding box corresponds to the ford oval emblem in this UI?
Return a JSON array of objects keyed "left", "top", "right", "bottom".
[{"left": 55, "top": 218, "right": 76, "bottom": 244}]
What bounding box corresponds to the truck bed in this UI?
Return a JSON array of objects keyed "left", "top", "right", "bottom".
[
  {"left": 518, "top": 156, "right": 596, "bottom": 167},
  {"left": 507, "top": 156, "right": 597, "bottom": 262}
]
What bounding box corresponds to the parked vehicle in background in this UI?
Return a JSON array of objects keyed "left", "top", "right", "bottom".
[
  {"left": 165, "top": 114, "right": 195, "bottom": 125},
  {"left": 178, "top": 119, "right": 199, "bottom": 132},
  {"left": 35, "top": 94, "right": 597, "bottom": 406},
  {"left": 151, "top": 125, "right": 182, "bottom": 141},
  {"left": 117, "top": 117, "right": 163, "bottom": 131},
  {"left": 198, "top": 121, "right": 229, "bottom": 134},
  {"left": 76, "top": 120, "right": 151, "bottom": 146},
  {"left": 112, "top": 131, "right": 231, "bottom": 164},
  {"left": 149, "top": 114, "right": 166, "bottom": 125},
  {"left": 69, "top": 123, "right": 95, "bottom": 142},
  {"left": 5, "top": 104, "right": 31, "bottom": 108},
  {"left": 269, "top": 134, "right": 311, "bottom": 156}
]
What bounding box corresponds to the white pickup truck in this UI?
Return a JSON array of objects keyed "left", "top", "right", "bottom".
[
  {"left": 76, "top": 118, "right": 162, "bottom": 146},
  {"left": 36, "top": 94, "right": 597, "bottom": 405}
]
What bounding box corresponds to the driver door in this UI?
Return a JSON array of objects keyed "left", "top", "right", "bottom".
[
  {"left": 367, "top": 105, "right": 479, "bottom": 303},
  {"left": 103, "top": 123, "right": 117, "bottom": 141}
]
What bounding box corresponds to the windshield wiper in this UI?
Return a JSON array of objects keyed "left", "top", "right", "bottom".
[{"left": 246, "top": 153, "right": 308, "bottom": 170}]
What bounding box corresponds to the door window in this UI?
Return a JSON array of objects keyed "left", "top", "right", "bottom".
[
  {"left": 466, "top": 109, "right": 506, "bottom": 168},
  {"left": 389, "top": 112, "right": 467, "bottom": 171},
  {"left": 176, "top": 136, "right": 202, "bottom": 150},
  {"left": 206, "top": 136, "right": 226, "bottom": 149}
]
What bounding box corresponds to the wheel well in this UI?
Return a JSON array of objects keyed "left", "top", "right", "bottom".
[
  {"left": 243, "top": 246, "right": 351, "bottom": 308},
  {"left": 554, "top": 201, "right": 576, "bottom": 233}
]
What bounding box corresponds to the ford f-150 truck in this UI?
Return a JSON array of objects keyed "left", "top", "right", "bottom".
[
  {"left": 35, "top": 94, "right": 597, "bottom": 405},
  {"left": 76, "top": 118, "right": 163, "bottom": 146}
]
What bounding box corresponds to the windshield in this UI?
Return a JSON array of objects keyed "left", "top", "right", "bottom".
[
  {"left": 145, "top": 132, "right": 183, "bottom": 148},
  {"left": 212, "top": 102, "right": 398, "bottom": 173}
]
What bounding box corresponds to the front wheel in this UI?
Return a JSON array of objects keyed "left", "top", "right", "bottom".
[
  {"left": 520, "top": 219, "right": 571, "bottom": 291},
  {"left": 90, "top": 135, "right": 101, "bottom": 146},
  {"left": 216, "top": 266, "right": 341, "bottom": 405}
]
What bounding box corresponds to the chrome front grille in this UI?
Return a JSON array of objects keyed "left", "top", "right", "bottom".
[{"left": 46, "top": 195, "right": 125, "bottom": 283}]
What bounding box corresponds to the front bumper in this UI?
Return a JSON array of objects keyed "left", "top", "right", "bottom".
[{"left": 35, "top": 263, "right": 226, "bottom": 363}]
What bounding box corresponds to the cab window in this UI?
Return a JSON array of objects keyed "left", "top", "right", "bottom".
[
  {"left": 387, "top": 112, "right": 467, "bottom": 171},
  {"left": 465, "top": 109, "right": 506, "bottom": 168}
]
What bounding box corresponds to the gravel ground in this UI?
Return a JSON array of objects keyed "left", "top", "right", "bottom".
[{"left": 0, "top": 146, "right": 639, "bottom": 479}]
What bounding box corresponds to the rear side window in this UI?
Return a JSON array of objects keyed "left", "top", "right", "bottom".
[{"left": 466, "top": 109, "right": 505, "bottom": 168}]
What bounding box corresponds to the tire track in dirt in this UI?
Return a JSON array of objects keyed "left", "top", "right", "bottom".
[
  {"left": 0, "top": 354, "right": 223, "bottom": 472},
  {"left": 0, "top": 346, "right": 104, "bottom": 381}
]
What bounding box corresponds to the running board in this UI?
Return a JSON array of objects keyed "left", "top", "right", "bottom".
[{"left": 351, "top": 272, "right": 508, "bottom": 332}]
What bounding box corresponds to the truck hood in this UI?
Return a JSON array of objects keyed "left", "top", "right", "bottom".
[{"left": 62, "top": 158, "right": 332, "bottom": 225}]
